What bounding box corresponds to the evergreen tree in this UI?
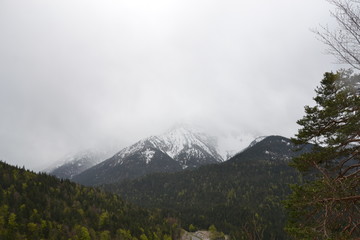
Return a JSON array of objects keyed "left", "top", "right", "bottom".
[{"left": 286, "top": 70, "right": 360, "bottom": 239}]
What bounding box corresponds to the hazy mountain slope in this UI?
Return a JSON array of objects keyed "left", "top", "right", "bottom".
[
  {"left": 105, "top": 136, "right": 312, "bottom": 239},
  {"left": 73, "top": 144, "right": 182, "bottom": 186},
  {"left": 47, "top": 149, "right": 114, "bottom": 179}
]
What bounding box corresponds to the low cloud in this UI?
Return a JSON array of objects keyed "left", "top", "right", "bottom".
[{"left": 0, "top": 0, "right": 339, "bottom": 170}]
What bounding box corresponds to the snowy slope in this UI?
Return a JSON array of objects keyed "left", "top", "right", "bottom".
[
  {"left": 47, "top": 149, "right": 114, "bottom": 179},
  {"left": 113, "top": 125, "right": 223, "bottom": 169},
  {"left": 72, "top": 126, "right": 225, "bottom": 185}
]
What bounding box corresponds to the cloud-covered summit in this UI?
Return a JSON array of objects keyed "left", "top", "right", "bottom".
[{"left": 0, "top": 0, "right": 339, "bottom": 170}]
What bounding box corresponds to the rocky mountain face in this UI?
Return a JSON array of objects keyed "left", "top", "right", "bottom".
[{"left": 72, "top": 126, "right": 224, "bottom": 185}]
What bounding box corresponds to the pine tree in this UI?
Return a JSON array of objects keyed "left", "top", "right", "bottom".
[{"left": 286, "top": 70, "right": 360, "bottom": 239}]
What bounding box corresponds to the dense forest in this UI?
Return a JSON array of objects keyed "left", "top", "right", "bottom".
[
  {"left": 0, "top": 160, "right": 181, "bottom": 240},
  {"left": 105, "top": 136, "right": 311, "bottom": 240}
]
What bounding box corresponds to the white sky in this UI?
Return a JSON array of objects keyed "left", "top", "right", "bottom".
[{"left": 0, "top": 0, "right": 343, "bottom": 170}]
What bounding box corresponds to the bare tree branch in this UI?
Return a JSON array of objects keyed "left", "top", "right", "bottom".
[{"left": 315, "top": 0, "right": 360, "bottom": 69}]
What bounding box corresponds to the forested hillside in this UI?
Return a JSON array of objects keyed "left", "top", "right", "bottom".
[
  {"left": 105, "top": 136, "right": 311, "bottom": 240},
  {"left": 0, "top": 161, "right": 180, "bottom": 240}
]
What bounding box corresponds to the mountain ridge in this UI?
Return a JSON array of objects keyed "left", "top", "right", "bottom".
[{"left": 72, "top": 126, "right": 225, "bottom": 185}]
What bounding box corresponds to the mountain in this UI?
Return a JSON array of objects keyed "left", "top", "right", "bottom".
[
  {"left": 104, "top": 135, "right": 312, "bottom": 239},
  {"left": 0, "top": 160, "right": 181, "bottom": 239},
  {"left": 116, "top": 126, "right": 224, "bottom": 169},
  {"left": 73, "top": 126, "right": 224, "bottom": 185},
  {"left": 227, "top": 135, "right": 311, "bottom": 163},
  {"left": 47, "top": 149, "right": 114, "bottom": 179}
]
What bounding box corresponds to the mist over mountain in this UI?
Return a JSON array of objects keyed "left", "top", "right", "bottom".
[
  {"left": 72, "top": 125, "right": 235, "bottom": 185},
  {"left": 47, "top": 149, "right": 116, "bottom": 179}
]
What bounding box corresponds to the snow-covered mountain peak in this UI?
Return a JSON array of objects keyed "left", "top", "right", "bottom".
[
  {"left": 154, "top": 126, "right": 215, "bottom": 158},
  {"left": 112, "top": 125, "right": 223, "bottom": 168},
  {"left": 114, "top": 138, "right": 149, "bottom": 161},
  {"left": 159, "top": 126, "right": 224, "bottom": 162}
]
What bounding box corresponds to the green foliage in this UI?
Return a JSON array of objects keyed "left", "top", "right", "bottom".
[
  {"left": 0, "top": 161, "right": 179, "bottom": 239},
  {"left": 116, "top": 229, "right": 130, "bottom": 239},
  {"left": 139, "top": 233, "right": 149, "bottom": 240},
  {"left": 188, "top": 224, "right": 196, "bottom": 232},
  {"left": 208, "top": 224, "right": 217, "bottom": 233},
  {"left": 286, "top": 71, "right": 360, "bottom": 239},
  {"left": 163, "top": 234, "right": 172, "bottom": 240},
  {"left": 208, "top": 224, "right": 225, "bottom": 240},
  {"left": 100, "top": 230, "right": 111, "bottom": 240},
  {"left": 73, "top": 225, "right": 91, "bottom": 240},
  {"left": 99, "top": 211, "right": 110, "bottom": 229}
]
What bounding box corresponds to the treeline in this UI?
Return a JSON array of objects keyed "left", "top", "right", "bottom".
[
  {"left": 105, "top": 136, "right": 307, "bottom": 240},
  {"left": 0, "top": 161, "right": 180, "bottom": 240}
]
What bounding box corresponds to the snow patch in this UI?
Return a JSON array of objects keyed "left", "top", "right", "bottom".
[
  {"left": 281, "top": 139, "right": 292, "bottom": 146},
  {"left": 156, "top": 126, "right": 217, "bottom": 159},
  {"left": 249, "top": 136, "right": 267, "bottom": 147},
  {"left": 143, "top": 148, "right": 155, "bottom": 164}
]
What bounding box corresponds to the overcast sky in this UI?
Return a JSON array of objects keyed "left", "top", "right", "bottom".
[{"left": 0, "top": 0, "right": 343, "bottom": 170}]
